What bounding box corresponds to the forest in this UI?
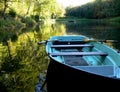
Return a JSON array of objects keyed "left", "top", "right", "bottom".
[
  {"left": 66, "top": 0, "right": 120, "bottom": 20},
  {"left": 0, "top": 0, "right": 64, "bottom": 19},
  {"left": 0, "top": 0, "right": 65, "bottom": 32},
  {"left": 0, "top": 0, "right": 120, "bottom": 30}
]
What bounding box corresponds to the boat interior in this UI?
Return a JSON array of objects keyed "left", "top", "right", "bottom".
[{"left": 47, "top": 36, "right": 120, "bottom": 79}]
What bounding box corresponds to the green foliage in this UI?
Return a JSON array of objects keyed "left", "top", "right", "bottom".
[
  {"left": 32, "top": 14, "right": 40, "bottom": 22},
  {"left": 0, "top": 18, "right": 23, "bottom": 31},
  {"left": 1, "top": 58, "right": 23, "bottom": 73},
  {"left": 9, "top": 9, "right": 16, "bottom": 18},
  {"left": 66, "top": 0, "right": 120, "bottom": 19},
  {"left": 0, "top": 30, "right": 50, "bottom": 92},
  {"left": 109, "top": 16, "right": 120, "bottom": 22},
  {"left": 0, "top": 0, "right": 63, "bottom": 20},
  {"left": 21, "top": 17, "right": 36, "bottom": 27}
]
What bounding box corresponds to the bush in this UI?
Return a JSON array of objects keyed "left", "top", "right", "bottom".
[
  {"left": 23, "top": 17, "right": 36, "bottom": 27},
  {"left": 9, "top": 9, "right": 16, "bottom": 18},
  {"left": 34, "top": 15, "right": 39, "bottom": 22}
]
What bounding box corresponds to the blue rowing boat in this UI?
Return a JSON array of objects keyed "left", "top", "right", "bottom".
[{"left": 38, "top": 35, "right": 120, "bottom": 91}]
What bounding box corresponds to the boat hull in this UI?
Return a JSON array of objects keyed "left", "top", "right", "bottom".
[{"left": 46, "top": 58, "right": 120, "bottom": 92}]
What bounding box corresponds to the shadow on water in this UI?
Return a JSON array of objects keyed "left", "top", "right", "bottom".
[{"left": 0, "top": 82, "right": 8, "bottom": 92}]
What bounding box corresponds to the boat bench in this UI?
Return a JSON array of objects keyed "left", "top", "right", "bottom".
[
  {"left": 53, "top": 41, "right": 87, "bottom": 45},
  {"left": 50, "top": 52, "right": 108, "bottom": 56},
  {"left": 51, "top": 44, "right": 94, "bottom": 48},
  {"left": 74, "top": 65, "right": 115, "bottom": 77}
]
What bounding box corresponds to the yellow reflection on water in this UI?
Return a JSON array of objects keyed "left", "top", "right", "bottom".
[{"left": 0, "top": 22, "right": 66, "bottom": 92}]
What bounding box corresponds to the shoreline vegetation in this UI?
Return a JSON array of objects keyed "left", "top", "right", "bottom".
[
  {"left": 56, "top": 16, "right": 120, "bottom": 22},
  {"left": 0, "top": 15, "right": 37, "bottom": 32},
  {"left": 0, "top": 0, "right": 120, "bottom": 32},
  {"left": 0, "top": 0, "right": 120, "bottom": 33},
  {"left": 0, "top": 16, "right": 120, "bottom": 32}
]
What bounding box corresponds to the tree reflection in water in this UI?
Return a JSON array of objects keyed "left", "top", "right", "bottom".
[
  {"left": 0, "top": 22, "right": 65, "bottom": 92},
  {"left": 0, "top": 20, "right": 120, "bottom": 92}
]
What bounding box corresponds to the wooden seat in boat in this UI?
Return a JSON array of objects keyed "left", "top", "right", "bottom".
[
  {"left": 50, "top": 52, "right": 108, "bottom": 56},
  {"left": 51, "top": 44, "right": 94, "bottom": 48},
  {"left": 74, "top": 65, "right": 115, "bottom": 77}
]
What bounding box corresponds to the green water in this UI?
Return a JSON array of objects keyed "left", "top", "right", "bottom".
[{"left": 0, "top": 20, "right": 120, "bottom": 92}]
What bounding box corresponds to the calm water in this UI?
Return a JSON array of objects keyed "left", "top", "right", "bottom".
[{"left": 0, "top": 20, "right": 120, "bottom": 92}]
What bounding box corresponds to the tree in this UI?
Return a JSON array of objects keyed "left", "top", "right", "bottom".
[{"left": 25, "top": 0, "right": 32, "bottom": 17}]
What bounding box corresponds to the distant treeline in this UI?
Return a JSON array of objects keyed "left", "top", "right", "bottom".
[{"left": 65, "top": 0, "right": 120, "bottom": 19}]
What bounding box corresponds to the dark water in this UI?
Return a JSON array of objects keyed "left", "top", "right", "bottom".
[
  {"left": 0, "top": 20, "right": 120, "bottom": 92},
  {"left": 65, "top": 20, "right": 120, "bottom": 50}
]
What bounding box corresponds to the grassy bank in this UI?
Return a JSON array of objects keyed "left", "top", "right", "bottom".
[
  {"left": 109, "top": 16, "right": 120, "bottom": 22},
  {"left": 56, "top": 16, "right": 120, "bottom": 23},
  {"left": 0, "top": 18, "right": 24, "bottom": 31},
  {"left": 0, "top": 16, "right": 36, "bottom": 32}
]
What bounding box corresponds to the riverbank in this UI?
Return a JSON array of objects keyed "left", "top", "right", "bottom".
[
  {"left": 1, "top": 16, "right": 120, "bottom": 33},
  {"left": 56, "top": 16, "right": 120, "bottom": 23},
  {"left": 0, "top": 16, "right": 36, "bottom": 32},
  {"left": 109, "top": 16, "right": 120, "bottom": 22}
]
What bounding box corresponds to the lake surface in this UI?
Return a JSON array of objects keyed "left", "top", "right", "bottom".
[{"left": 0, "top": 20, "right": 120, "bottom": 92}]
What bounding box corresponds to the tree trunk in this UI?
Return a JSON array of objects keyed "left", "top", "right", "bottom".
[
  {"left": 3, "top": 0, "right": 7, "bottom": 20},
  {"left": 25, "top": 0, "right": 32, "bottom": 17}
]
